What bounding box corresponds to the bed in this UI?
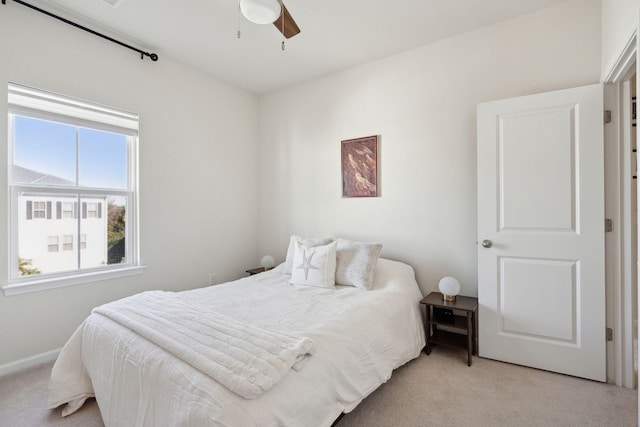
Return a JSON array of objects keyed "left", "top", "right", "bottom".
[{"left": 48, "top": 240, "right": 425, "bottom": 427}]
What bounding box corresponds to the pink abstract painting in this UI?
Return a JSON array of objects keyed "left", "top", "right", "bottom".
[{"left": 341, "top": 135, "right": 378, "bottom": 197}]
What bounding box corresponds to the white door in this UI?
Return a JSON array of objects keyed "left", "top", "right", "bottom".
[{"left": 477, "top": 84, "right": 605, "bottom": 382}]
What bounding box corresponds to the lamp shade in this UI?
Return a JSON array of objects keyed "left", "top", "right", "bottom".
[
  {"left": 261, "top": 255, "right": 276, "bottom": 270},
  {"left": 240, "top": 0, "right": 282, "bottom": 25},
  {"left": 438, "top": 276, "right": 460, "bottom": 301}
]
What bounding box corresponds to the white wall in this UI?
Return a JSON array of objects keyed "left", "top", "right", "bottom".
[
  {"left": 0, "top": 4, "right": 259, "bottom": 366},
  {"left": 257, "top": 0, "right": 601, "bottom": 297},
  {"left": 602, "top": 0, "right": 639, "bottom": 78}
]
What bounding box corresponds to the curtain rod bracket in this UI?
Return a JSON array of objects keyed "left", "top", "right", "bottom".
[{"left": 3, "top": 0, "right": 158, "bottom": 62}]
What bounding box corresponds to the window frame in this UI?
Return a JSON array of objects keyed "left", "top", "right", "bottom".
[{"left": 4, "top": 83, "right": 143, "bottom": 296}]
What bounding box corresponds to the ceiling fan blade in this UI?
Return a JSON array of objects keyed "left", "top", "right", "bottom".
[{"left": 273, "top": 3, "right": 300, "bottom": 39}]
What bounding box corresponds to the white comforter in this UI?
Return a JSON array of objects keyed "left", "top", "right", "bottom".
[
  {"left": 49, "top": 258, "right": 425, "bottom": 427},
  {"left": 93, "top": 291, "right": 315, "bottom": 399}
]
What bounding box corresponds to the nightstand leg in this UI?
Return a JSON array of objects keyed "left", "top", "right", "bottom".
[
  {"left": 472, "top": 311, "right": 477, "bottom": 356},
  {"left": 425, "top": 305, "right": 432, "bottom": 355},
  {"left": 467, "top": 312, "right": 472, "bottom": 366}
]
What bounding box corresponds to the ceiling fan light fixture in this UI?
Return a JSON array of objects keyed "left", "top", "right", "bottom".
[{"left": 240, "top": 0, "right": 282, "bottom": 25}]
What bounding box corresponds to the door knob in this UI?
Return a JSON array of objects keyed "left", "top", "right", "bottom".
[{"left": 481, "top": 239, "right": 492, "bottom": 248}]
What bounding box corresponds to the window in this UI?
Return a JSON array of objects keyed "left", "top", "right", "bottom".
[
  {"left": 63, "top": 235, "right": 73, "bottom": 251},
  {"left": 32, "top": 201, "right": 46, "bottom": 219},
  {"left": 86, "top": 202, "right": 98, "bottom": 218},
  {"left": 62, "top": 202, "right": 74, "bottom": 219},
  {"left": 4, "top": 83, "right": 143, "bottom": 296},
  {"left": 47, "top": 236, "right": 59, "bottom": 253}
]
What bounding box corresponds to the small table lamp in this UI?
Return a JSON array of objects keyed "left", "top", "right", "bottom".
[
  {"left": 438, "top": 276, "right": 460, "bottom": 302},
  {"left": 261, "top": 255, "right": 275, "bottom": 271}
]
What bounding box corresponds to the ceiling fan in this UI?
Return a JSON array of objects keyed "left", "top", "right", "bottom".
[{"left": 239, "top": 0, "right": 300, "bottom": 40}]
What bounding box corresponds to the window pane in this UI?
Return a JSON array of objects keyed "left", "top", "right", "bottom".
[
  {"left": 47, "top": 236, "right": 59, "bottom": 253},
  {"left": 63, "top": 235, "right": 73, "bottom": 251},
  {"left": 78, "top": 128, "right": 127, "bottom": 189},
  {"left": 106, "top": 196, "right": 127, "bottom": 265},
  {"left": 33, "top": 201, "right": 46, "bottom": 219},
  {"left": 79, "top": 196, "right": 106, "bottom": 269},
  {"left": 79, "top": 196, "right": 126, "bottom": 269},
  {"left": 62, "top": 202, "right": 74, "bottom": 218},
  {"left": 12, "top": 116, "right": 76, "bottom": 185},
  {"left": 17, "top": 193, "right": 78, "bottom": 276}
]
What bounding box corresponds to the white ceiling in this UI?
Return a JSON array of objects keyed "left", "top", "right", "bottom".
[{"left": 24, "top": 0, "right": 568, "bottom": 94}]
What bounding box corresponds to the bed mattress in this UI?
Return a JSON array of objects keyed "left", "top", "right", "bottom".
[{"left": 49, "top": 258, "right": 425, "bottom": 426}]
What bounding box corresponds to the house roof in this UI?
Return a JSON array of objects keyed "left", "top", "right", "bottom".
[{"left": 12, "top": 165, "right": 75, "bottom": 186}]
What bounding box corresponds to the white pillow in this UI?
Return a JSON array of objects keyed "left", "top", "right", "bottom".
[
  {"left": 290, "top": 240, "right": 337, "bottom": 288},
  {"left": 283, "top": 235, "right": 334, "bottom": 275},
  {"left": 335, "top": 238, "right": 383, "bottom": 290}
]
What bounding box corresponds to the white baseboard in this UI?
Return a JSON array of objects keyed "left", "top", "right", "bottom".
[{"left": 0, "top": 348, "right": 61, "bottom": 378}]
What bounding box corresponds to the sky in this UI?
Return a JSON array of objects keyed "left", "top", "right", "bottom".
[{"left": 12, "top": 115, "right": 128, "bottom": 190}]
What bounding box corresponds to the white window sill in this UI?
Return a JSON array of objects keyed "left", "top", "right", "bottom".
[{"left": 2, "top": 265, "right": 145, "bottom": 296}]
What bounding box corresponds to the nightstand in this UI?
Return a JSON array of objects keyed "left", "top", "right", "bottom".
[
  {"left": 420, "top": 291, "right": 478, "bottom": 366},
  {"left": 246, "top": 267, "right": 266, "bottom": 276}
]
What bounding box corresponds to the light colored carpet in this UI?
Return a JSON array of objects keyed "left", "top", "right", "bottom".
[
  {"left": 0, "top": 361, "right": 102, "bottom": 427},
  {"left": 0, "top": 346, "right": 637, "bottom": 427},
  {"left": 340, "top": 346, "right": 638, "bottom": 427}
]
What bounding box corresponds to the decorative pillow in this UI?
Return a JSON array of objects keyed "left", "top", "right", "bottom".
[
  {"left": 283, "top": 235, "right": 334, "bottom": 275},
  {"left": 290, "top": 240, "right": 337, "bottom": 288},
  {"left": 335, "top": 238, "right": 383, "bottom": 290}
]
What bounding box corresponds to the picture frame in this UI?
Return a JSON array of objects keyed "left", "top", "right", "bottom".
[{"left": 341, "top": 135, "right": 378, "bottom": 198}]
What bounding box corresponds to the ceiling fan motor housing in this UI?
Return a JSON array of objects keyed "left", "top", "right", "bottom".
[{"left": 240, "top": 0, "right": 282, "bottom": 25}]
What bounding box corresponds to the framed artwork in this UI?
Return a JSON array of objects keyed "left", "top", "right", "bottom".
[{"left": 341, "top": 135, "right": 378, "bottom": 197}]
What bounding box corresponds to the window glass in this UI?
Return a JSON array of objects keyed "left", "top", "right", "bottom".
[
  {"left": 47, "top": 236, "right": 58, "bottom": 253},
  {"left": 62, "top": 202, "right": 73, "bottom": 218},
  {"left": 63, "top": 235, "right": 73, "bottom": 251},
  {"left": 78, "top": 128, "right": 127, "bottom": 189},
  {"left": 12, "top": 116, "right": 76, "bottom": 185},
  {"left": 75, "top": 195, "right": 127, "bottom": 268},
  {"left": 106, "top": 196, "right": 127, "bottom": 265},
  {"left": 18, "top": 193, "right": 79, "bottom": 276},
  {"left": 33, "top": 201, "right": 46, "bottom": 219}
]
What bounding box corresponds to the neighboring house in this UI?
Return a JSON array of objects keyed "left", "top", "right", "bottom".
[{"left": 14, "top": 165, "right": 108, "bottom": 275}]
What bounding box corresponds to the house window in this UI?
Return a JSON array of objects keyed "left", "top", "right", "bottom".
[
  {"left": 85, "top": 202, "right": 98, "bottom": 219},
  {"left": 62, "top": 202, "right": 74, "bottom": 219},
  {"left": 32, "top": 201, "right": 46, "bottom": 219},
  {"left": 5, "top": 83, "right": 143, "bottom": 296},
  {"left": 47, "top": 236, "right": 59, "bottom": 253},
  {"left": 63, "top": 235, "right": 73, "bottom": 251}
]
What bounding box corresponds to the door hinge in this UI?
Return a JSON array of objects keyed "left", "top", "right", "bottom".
[
  {"left": 605, "top": 218, "right": 613, "bottom": 232},
  {"left": 604, "top": 110, "right": 612, "bottom": 124},
  {"left": 606, "top": 327, "right": 613, "bottom": 341}
]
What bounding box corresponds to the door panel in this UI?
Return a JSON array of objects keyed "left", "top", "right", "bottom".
[
  {"left": 500, "top": 257, "right": 575, "bottom": 341},
  {"left": 500, "top": 105, "right": 576, "bottom": 231},
  {"left": 477, "top": 84, "right": 605, "bottom": 381}
]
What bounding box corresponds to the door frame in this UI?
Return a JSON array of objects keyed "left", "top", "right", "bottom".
[{"left": 602, "top": 27, "right": 637, "bottom": 388}]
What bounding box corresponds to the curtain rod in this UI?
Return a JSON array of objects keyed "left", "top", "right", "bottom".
[{"left": 2, "top": 0, "right": 158, "bottom": 62}]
